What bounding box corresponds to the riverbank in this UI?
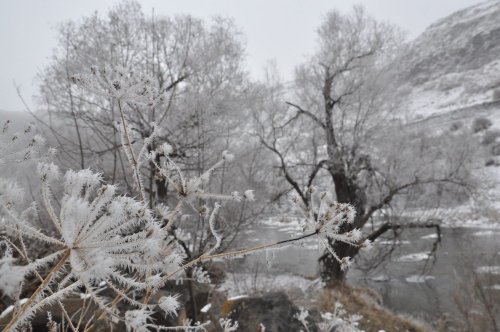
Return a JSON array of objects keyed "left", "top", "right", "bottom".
[
  {"left": 231, "top": 215, "right": 500, "bottom": 329},
  {"left": 217, "top": 272, "right": 432, "bottom": 331}
]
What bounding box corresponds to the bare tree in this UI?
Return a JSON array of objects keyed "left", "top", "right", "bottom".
[
  {"left": 35, "top": 1, "right": 257, "bottom": 219},
  {"left": 254, "top": 6, "right": 476, "bottom": 283},
  {"left": 32, "top": 3, "right": 267, "bottom": 318},
  {"left": 36, "top": 1, "right": 249, "bottom": 194}
]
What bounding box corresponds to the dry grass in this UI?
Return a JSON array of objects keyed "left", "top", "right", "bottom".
[{"left": 312, "top": 284, "right": 434, "bottom": 332}]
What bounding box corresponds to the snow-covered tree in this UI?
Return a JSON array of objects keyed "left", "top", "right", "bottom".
[
  {"left": 36, "top": 1, "right": 250, "bottom": 194},
  {"left": 254, "top": 6, "right": 476, "bottom": 283},
  {"left": 33, "top": 0, "right": 266, "bottom": 285}
]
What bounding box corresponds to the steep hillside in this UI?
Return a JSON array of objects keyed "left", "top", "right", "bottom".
[{"left": 397, "top": 0, "right": 500, "bottom": 119}]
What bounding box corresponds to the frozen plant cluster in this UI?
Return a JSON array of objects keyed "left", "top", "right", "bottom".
[
  {"left": 0, "top": 66, "right": 365, "bottom": 331},
  {"left": 290, "top": 187, "right": 370, "bottom": 270},
  {"left": 0, "top": 163, "right": 186, "bottom": 331},
  {"left": 295, "top": 302, "right": 363, "bottom": 332}
]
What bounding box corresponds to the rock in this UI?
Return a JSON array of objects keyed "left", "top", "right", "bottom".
[
  {"left": 221, "top": 291, "right": 319, "bottom": 331},
  {"left": 205, "top": 261, "right": 226, "bottom": 285},
  {"left": 184, "top": 281, "right": 227, "bottom": 325},
  {"left": 147, "top": 280, "right": 227, "bottom": 331}
]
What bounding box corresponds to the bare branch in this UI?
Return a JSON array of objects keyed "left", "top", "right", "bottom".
[{"left": 285, "top": 101, "right": 326, "bottom": 129}]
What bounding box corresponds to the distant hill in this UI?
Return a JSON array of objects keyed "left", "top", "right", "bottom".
[{"left": 395, "top": 0, "right": 500, "bottom": 119}]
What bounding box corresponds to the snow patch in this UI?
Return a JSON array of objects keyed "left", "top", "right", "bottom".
[
  {"left": 395, "top": 252, "right": 431, "bottom": 263},
  {"left": 405, "top": 275, "right": 435, "bottom": 283},
  {"left": 369, "top": 275, "right": 391, "bottom": 282},
  {"left": 200, "top": 303, "right": 212, "bottom": 313},
  {"left": 0, "top": 298, "right": 28, "bottom": 319},
  {"left": 376, "top": 239, "right": 411, "bottom": 245},
  {"left": 476, "top": 266, "right": 500, "bottom": 275},
  {"left": 472, "top": 230, "right": 499, "bottom": 237},
  {"left": 421, "top": 233, "right": 439, "bottom": 239},
  {"left": 219, "top": 273, "right": 323, "bottom": 298},
  {"left": 79, "top": 293, "right": 91, "bottom": 299},
  {"left": 260, "top": 216, "right": 301, "bottom": 228}
]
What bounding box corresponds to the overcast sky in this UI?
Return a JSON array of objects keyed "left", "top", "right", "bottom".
[{"left": 0, "top": 0, "right": 485, "bottom": 112}]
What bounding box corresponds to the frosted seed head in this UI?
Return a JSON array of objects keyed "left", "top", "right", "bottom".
[
  {"left": 222, "top": 150, "right": 234, "bottom": 162},
  {"left": 37, "top": 162, "right": 60, "bottom": 182},
  {"left": 361, "top": 239, "right": 372, "bottom": 249},
  {"left": 161, "top": 143, "right": 173, "bottom": 156},
  {"left": 0, "top": 253, "right": 26, "bottom": 298},
  {"left": 158, "top": 295, "right": 180, "bottom": 317},
  {"left": 340, "top": 257, "right": 352, "bottom": 271},
  {"left": 219, "top": 318, "right": 239, "bottom": 332},
  {"left": 231, "top": 191, "right": 242, "bottom": 201},
  {"left": 146, "top": 274, "right": 163, "bottom": 290},
  {"left": 348, "top": 229, "right": 363, "bottom": 242},
  {"left": 192, "top": 266, "right": 211, "bottom": 284},
  {"left": 244, "top": 190, "right": 255, "bottom": 201},
  {"left": 124, "top": 309, "right": 154, "bottom": 332}
]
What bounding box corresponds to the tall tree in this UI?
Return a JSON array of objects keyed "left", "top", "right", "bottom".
[
  {"left": 35, "top": 1, "right": 252, "bottom": 201},
  {"left": 32, "top": 2, "right": 272, "bottom": 292},
  {"left": 254, "top": 6, "right": 475, "bottom": 283}
]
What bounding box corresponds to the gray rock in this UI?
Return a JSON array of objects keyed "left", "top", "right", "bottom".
[{"left": 222, "top": 291, "right": 319, "bottom": 332}]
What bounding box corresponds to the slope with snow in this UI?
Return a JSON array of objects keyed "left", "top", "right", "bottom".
[{"left": 396, "top": 0, "right": 500, "bottom": 119}]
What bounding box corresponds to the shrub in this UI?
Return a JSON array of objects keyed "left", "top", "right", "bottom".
[
  {"left": 491, "top": 143, "right": 500, "bottom": 156},
  {"left": 481, "top": 128, "right": 500, "bottom": 145},
  {"left": 472, "top": 117, "right": 492, "bottom": 133},
  {"left": 493, "top": 88, "right": 500, "bottom": 101},
  {"left": 484, "top": 159, "right": 499, "bottom": 167},
  {"left": 449, "top": 121, "right": 463, "bottom": 132}
]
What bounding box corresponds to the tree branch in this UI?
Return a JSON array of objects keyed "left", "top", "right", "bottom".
[
  {"left": 258, "top": 137, "right": 307, "bottom": 205},
  {"left": 285, "top": 101, "right": 326, "bottom": 129},
  {"left": 366, "top": 219, "right": 441, "bottom": 243}
]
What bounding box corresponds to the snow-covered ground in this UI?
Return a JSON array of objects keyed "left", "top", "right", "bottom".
[
  {"left": 405, "top": 275, "right": 435, "bottom": 283},
  {"left": 476, "top": 266, "right": 500, "bottom": 275},
  {"left": 218, "top": 272, "right": 323, "bottom": 298},
  {"left": 407, "top": 60, "right": 500, "bottom": 119},
  {"left": 395, "top": 252, "right": 432, "bottom": 263}
]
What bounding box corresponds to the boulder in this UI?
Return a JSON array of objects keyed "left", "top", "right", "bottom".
[{"left": 221, "top": 291, "right": 319, "bottom": 331}]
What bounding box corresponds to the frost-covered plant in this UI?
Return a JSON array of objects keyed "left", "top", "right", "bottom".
[
  {"left": 0, "top": 163, "right": 184, "bottom": 331},
  {"left": 0, "top": 247, "right": 26, "bottom": 299},
  {"left": 219, "top": 318, "right": 239, "bottom": 332},
  {"left": 0, "top": 66, "right": 366, "bottom": 331},
  {"left": 472, "top": 116, "right": 492, "bottom": 133},
  {"left": 71, "top": 66, "right": 164, "bottom": 106},
  {"left": 295, "top": 303, "right": 363, "bottom": 332},
  {"left": 148, "top": 146, "right": 254, "bottom": 233},
  {"left": 295, "top": 308, "right": 310, "bottom": 330},
  {"left": 0, "top": 120, "right": 45, "bottom": 166},
  {"left": 290, "top": 187, "right": 369, "bottom": 270}
]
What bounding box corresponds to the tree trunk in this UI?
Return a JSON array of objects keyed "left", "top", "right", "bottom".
[
  {"left": 319, "top": 169, "right": 367, "bottom": 284},
  {"left": 319, "top": 240, "right": 361, "bottom": 283}
]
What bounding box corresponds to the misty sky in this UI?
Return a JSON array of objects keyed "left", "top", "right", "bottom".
[{"left": 0, "top": 0, "right": 485, "bottom": 112}]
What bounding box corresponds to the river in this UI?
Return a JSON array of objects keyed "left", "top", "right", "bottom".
[{"left": 230, "top": 218, "right": 500, "bottom": 322}]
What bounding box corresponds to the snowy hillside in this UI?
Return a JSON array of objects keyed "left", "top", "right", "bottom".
[{"left": 397, "top": 0, "right": 500, "bottom": 119}]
